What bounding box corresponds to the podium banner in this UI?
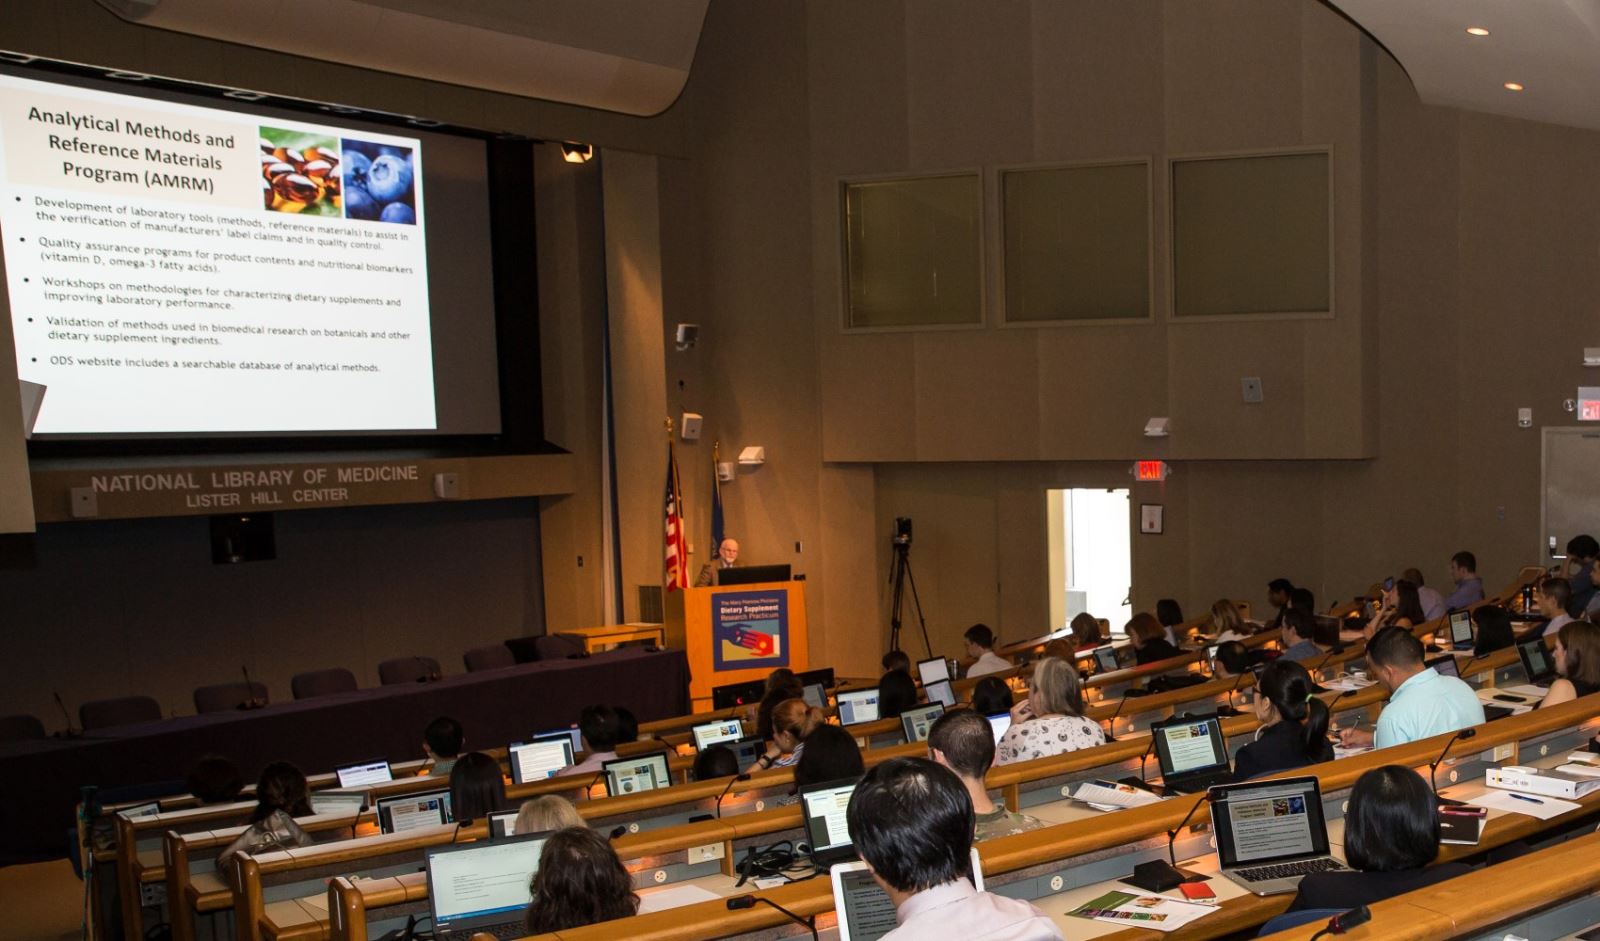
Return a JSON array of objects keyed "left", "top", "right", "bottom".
[{"left": 712, "top": 589, "right": 790, "bottom": 670}]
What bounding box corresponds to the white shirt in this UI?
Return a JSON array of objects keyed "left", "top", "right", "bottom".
[
  {"left": 1418, "top": 585, "right": 1447, "bottom": 621},
  {"left": 967, "top": 651, "right": 1013, "bottom": 678},
  {"left": 1544, "top": 613, "right": 1575, "bottom": 638},
  {"left": 564, "top": 750, "right": 616, "bottom": 777},
  {"left": 885, "top": 879, "right": 1063, "bottom": 941}
]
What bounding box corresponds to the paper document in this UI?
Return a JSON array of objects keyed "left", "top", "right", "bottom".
[
  {"left": 1468, "top": 790, "right": 1580, "bottom": 821},
  {"left": 1321, "top": 675, "right": 1376, "bottom": 692},
  {"left": 636, "top": 883, "right": 722, "bottom": 914},
  {"left": 1068, "top": 890, "right": 1216, "bottom": 933},
  {"left": 1073, "top": 781, "right": 1163, "bottom": 812}
]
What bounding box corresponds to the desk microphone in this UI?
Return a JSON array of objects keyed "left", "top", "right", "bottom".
[
  {"left": 1127, "top": 790, "right": 1213, "bottom": 892},
  {"left": 53, "top": 691, "right": 81, "bottom": 738},
  {"left": 715, "top": 773, "right": 752, "bottom": 818},
  {"left": 1428, "top": 727, "right": 1477, "bottom": 796},
  {"left": 239, "top": 666, "right": 266, "bottom": 710},
  {"left": 1138, "top": 731, "right": 1159, "bottom": 783},
  {"left": 1102, "top": 692, "right": 1134, "bottom": 742},
  {"left": 1310, "top": 903, "right": 1371, "bottom": 940},
  {"left": 1310, "top": 640, "right": 1347, "bottom": 678},
  {"left": 1217, "top": 666, "right": 1257, "bottom": 717},
  {"left": 726, "top": 895, "right": 818, "bottom": 941}
]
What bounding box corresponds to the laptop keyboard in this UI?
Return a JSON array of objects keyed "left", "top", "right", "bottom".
[
  {"left": 445, "top": 923, "right": 523, "bottom": 940},
  {"left": 1235, "top": 857, "right": 1347, "bottom": 881}
]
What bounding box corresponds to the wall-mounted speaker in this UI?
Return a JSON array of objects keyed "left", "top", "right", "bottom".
[{"left": 210, "top": 513, "right": 276, "bottom": 564}]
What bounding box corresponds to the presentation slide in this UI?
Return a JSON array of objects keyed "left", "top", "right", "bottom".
[
  {"left": 0, "top": 69, "right": 501, "bottom": 438},
  {"left": 804, "top": 785, "right": 854, "bottom": 850},
  {"left": 1162, "top": 722, "right": 1221, "bottom": 773},
  {"left": 838, "top": 868, "right": 900, "bottom": 940},
  {"left": 1226, "top": 789, "right": 1314, "bottom": 862},
  {"left": 430, "top": 842, "right": 540, "bottom": 920}
]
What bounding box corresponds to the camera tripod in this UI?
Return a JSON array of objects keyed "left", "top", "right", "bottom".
[{"left": 888, "top": 538, "right": 933, "bottom": 657}]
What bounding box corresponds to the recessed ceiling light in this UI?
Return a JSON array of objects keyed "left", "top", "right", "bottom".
[
  {"left": 1505, "top": 82, "right": 1525, "bottom": 92},
  {"left": 1466, "top": 27, "right": 1490, "bottom": 37}
]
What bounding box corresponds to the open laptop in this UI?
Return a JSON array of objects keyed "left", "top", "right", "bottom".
[
  {"left": 831, "top": 847, "right": 984, "bottom": 941},
  {"left": 1152, "top": 715, "right": 1232, "bottom": 794},
  {"left": 799, "top": 777, "right": 861, "bottom": 868},
  {"left": 487, "top": 809, "right": 519, "bottom": 838},
  {"left": 531, "top": 727, "right": 583, "bottom": 756},
  {"left": 1447, "top": 610, "right": 1475, "bottom": 650},
  {"left": 802, "top": 682, "right": 829, "bottom": 709},
  {"left": 1424, "top": 653, "right": 1460, "bottom": 678},
  {"left": 728, "top": 735, "right": 767, "bottom": 773},
  {"left": 691, "top": 718, "right": 746, "bottom": 752},
  {"left": 923, "top": 678, "right": 956, "bottom": 708},
  {"left": 1518, "top": 638, "right": 1557, "bottom": 693},
  {"left": 798, "top": 666, "right": 836, "bottom": 689},
  {"left": 603, "top": 752, "right": 672, "bottom": 796},
  {"left": 376, "top": 789, "right": 453, "bottom": 834},
  {"left": 836, "top": 688, "right": 881, "bottom": 726},
  {"left": 335, "top": 758, "right": 393, "bottom": 788},
  {"left": 917, "top": 657, "right": 951, "bottom": 686},
  {"left": 309, "top": 791, "right": 368, "bottom": 816},
  {"left": 1213, "top": 775, "right": 1348, "bottom": 895},
  {"left": 426, "top": 831, "right": 550, "bottom": 939},
  {"left": 508, "top": 740, "right": 573, "bottom": 784},
  {"left": 985, "top": 712, "right": 1012, "bottom": 747},
  {"left": 712, "top": 678, "right": 768, "bottom": 710},
  {"left": 899, "top": 702, "right": 945, "bottom": 743}
]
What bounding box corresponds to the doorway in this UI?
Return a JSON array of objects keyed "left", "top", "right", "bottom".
[
  {"left": 1542, "top": 428, "right": 1600, "bottom": 567},
  {"left": 1046, "top": 488, "right": 1133, "bottom": 635}
]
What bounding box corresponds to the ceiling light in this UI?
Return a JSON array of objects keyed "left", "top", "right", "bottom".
[
  {"left": 1504, "top": 82, "right": 1525, "bottom": 92},
  {"left": 1466, "top": 27, "right": 1489, "bottom": 37},
  {"left": 560, "top": 142, "right": 594, "bottom": 164}
]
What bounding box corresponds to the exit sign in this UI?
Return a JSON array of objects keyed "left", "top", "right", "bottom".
[
  {"left": 1134, "top": 461, "right": 1170, "bottom": 482},
  {"left": 1581, "top": 387, "right": 1600, "bottom": 422}
]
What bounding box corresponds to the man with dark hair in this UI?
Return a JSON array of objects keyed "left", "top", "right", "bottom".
[
  {"left": 1339, "top": 627, "right": 1483, "bottom": 750},
  {"left": 1280, "top": 608, "right": 1321, "bottom": 661},
  {"left": 963, "top": 624, "right": 1011, "bottom": 678},
  {"left": 1402, "top": 567, "right": 1446, "bottom": 621},
  {"left": 1266, "top": 578, "right": 1295, "bottom": 630},
  {"left": 566, "top": 705, "right": 622, "bottom": 775},
  {"left": 1565, "top": 535, "right": 1600, "bottom": 615},
  {"left": 423, "top": 716, "right": 464, "bottom": 777},
  {"left": 1537, "top": 577, "right": 1575, "bottom": 638},
  {"left": 1442, "top": 552, "right": 1484, "bottom": 611},
  {"left": 846, "top": 757, "right": 1062, "bottom": 939},
  {"left": 927, "top": 711, "right": 1043, "bottom": 841},
  {"left": 882, "top": 649, "right": 912, "bottom": 674}
]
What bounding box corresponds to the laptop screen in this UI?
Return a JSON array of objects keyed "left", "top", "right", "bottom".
[
  {"left": 603, "top": 753, "right": 671, "bottom": 796},
  {"left": 899, "top": 703, "right": 945, "bottom": 743},
  {"left": 427, "top": 832, "right": 547, "bottom": 932},
  {"left": 509, "top": 740, "right": 573, "bottom": 784},
  {"left": 1424, "top": 654, "right": 1460, "bottom": 678},
  {"left": 985, "top": 712, "right": 1012, "bottom": 747},
  {"left": 917, "top": 657, "right": 951, "bottom": 686},
  {"left": 532, "top": 727, "right": 583, "bottom": 755},
  {"left": 837, "top": 689, "right": 881, "bottom": 726},
  {"left": 308, "top": 791, "right": 367, "bottom": 816},
  {"left": 336, "top": 759, "right": 393, "bottom": 788},
  {"left": 802, "top": 682, "right": 829, "bottom": 709},
  {"left": 1212, "top": 776, "right": 1330, "bottom": 866},
  {"left": 831, "top": 848, "right": 984, "bottom": 941},
  {"left": 1154, "top": 717, "right": 1229, "bottom": 778},
  {"left": 487, "top": 810, "right": 519, "bottom": 838},
  {"left": 800, "top": 778, "right": 858, "bottom": 856},
  {"left": 1519, "top": 639, "right": 1556, "bottom": 685},
  {"left": 923, "top": 679, "right": 955, "bottom": 708},
  {"left": 729, "top": 736, "right": 766, "bottom": 773},
  {"left": 692, "top": 719, "right": 746, "bottom": 752},
  {"left": 1448, "top": 610, "right": 1474, "bottom": 646},
  {"left": 377, "top": 790, "right": 452, "bottom": 834},
  {"left": 1094, "top": 647, "right": 1119, "bottom": 673}
]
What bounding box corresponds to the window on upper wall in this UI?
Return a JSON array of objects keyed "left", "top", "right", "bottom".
[
  {"left": 841, "top": 173, "right": 982, "bottom": 330},
  {"left": 1000, "top": 160, "right": 1151, "bottom": 324},
  {"left": 1170, "top": 150, "right": 1331, "bottom": 319}
]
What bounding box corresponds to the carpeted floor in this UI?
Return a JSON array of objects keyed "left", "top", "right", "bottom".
[{"left": 1, "top": 859, "right": 82, "bottom": 941}]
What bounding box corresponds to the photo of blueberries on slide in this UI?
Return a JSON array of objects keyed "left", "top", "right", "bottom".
[
  {"left": 258, "top": 127, "right": 342, "bottom": 216},
  {"left": 341, "top": 139, "right": 417, "bottom": 225}
]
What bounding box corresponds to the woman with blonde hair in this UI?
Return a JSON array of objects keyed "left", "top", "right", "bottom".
[
  {"left": 1541, "top": 620, "right": 1600, "bottom": 709},
  {"left": 1210, "top": 599, "right": 1249, "bottom": 642},
  {"left": 513, "top": 794, "right": 584, "bottom": 835},
  {"left": 995, "top": 656, "right": 1104, "bottom": 765},
  {"left": 758, "top": 698, "right": 825, "bottom": 769}
]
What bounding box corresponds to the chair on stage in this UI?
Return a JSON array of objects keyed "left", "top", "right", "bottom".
[
  {"left": 503, "top": 636, "right": 541, "bottom": 664},
  {"left": 463, "top": 645, "right": 515, "bottom": 672},
  {"left": 80, "top": 695, "right": 162, "bottom": 731},
  {"left": 290, "top": 667, "right": 359, "bottom": 700},
  {"left": 193, "top": 681, "right": 269, "bottom": 713},
  {"left": 534, "top": 634, "right": 585, "bottom": 660},
  {"left": 378, "top": 656, "right": 442, "bottom": 685},
  {"left": 0, "top": 714, "right": 45, "bottom": 742}
]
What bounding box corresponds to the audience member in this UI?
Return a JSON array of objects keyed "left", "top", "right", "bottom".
[
  {"left": 846, "top": 758, "right": 1063, "bottom": 939},
  {"left": 614, "top": 707, "right": 639, "bottom": 744},
  {"left": 928, "top": 710, "right": 1044, "bottom": 840},
  {"left": 1540, "top": 620, "right": 1600, "bottom": 709},
  {"left": 1339, "top": 627, "right": 1484, "bottom": 749},
  {"left": 1442, "top": 551, "right": 1484, "bottom": 610},
  {"left": 422, "top": 715, "right": 464, "bottom": 777},
  {"left": 1402, "top": 567, "right": 1447, "bottom": 621},
  {"left": 1287, "top": 766, "right": 1471, "bottom": 912},
  {"left": 217, "top": 761, "right": 314, "bottom": 868},
  {"left": 1470, "top": 604, "right": 1516, "bottom": 656},
  {"left": 1266, "top": 578, "right": 1295, "bottom": 629},
  {"left": 186, "top": 755, "right": 244, "bottom": 804},
  {"left": 1365, "top": 579, "right": 1424, "bottom": 637},
  {"left": 755, "top": 676, "right": 805, "bottom": 741},
  {"left": 1068, "top": 612, "right": 1103, "bottom": 648},
  {"left": 1232, "top": 660, "right": 1332, "bottom": 781},
  {"left": 759, "top": 698, "right": 824, "bottom": 769},
  {"left": 795, "top": 723, "right": 865, "bottom": 787},
  {"left": 1537, "top": 577, "right": 1575, "bottom": 638},
  {"left": 566, "top": 705, "right": 623, "bottom": 775},
  {"left": 1126, "top": 612, "right": 1181, "bottom": 664},
  {"left": 513, "top": 795, "right": 584, "bottom": 834},
  {"left": 694, "top": 537, "right": 740, "bottom": 588},
  {"left": 764, "top": 668, "right": 798, "bottom": 694},
  {"left": 1211, "top": 641, "right": 1255, "bottom": 679},
  {"left": 877, "top": 668, "right": 920, "bottom": 719},
  {"left": 524, "top": 827, "right": 639, "bottom": 933},
  {"left": 449, "top": 751, "right": 508, "bottom": 822},
  {"left": 970, "top": 677, "right": 1015, "bottom": 717},
  {"left": 1210, "top": 600, "right": 1250, "bottom": 643},
  {"left": 882, "top": 649, "right": 912, "bottom": 674},
  {"left": 1288, "top": 586, "right": 1317, "bottom": 614},
  {"left": 1566, "top": 535, "right": 1600, "bottom": 615},
  {"left": 1155, "top": 598, "right": 1185, "bottom": 645},
  {"left": 964, "top": 624, "right": 1012, "bottom": 677},
  {"left": 692, "top": 744, "right": 741, "bottom": 781},
  {"left": 996, "top": 656, "right": 1103, "bottom": 765},
  {"left": 1041, "top": 638, "right": 1075, "bottom": 661},
  {"left": 1279, "top": 608, "right": 1321, "bottom": 661}
]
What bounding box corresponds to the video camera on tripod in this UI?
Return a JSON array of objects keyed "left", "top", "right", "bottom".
[
  {"left": 888, "top": 517, "right": 931, "bottom": 656},
  {"left": 892, "top": 517, "right": 912, "bottom": 547}
]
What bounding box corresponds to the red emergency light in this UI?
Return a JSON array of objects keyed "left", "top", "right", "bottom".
[{"left": 1134, "top": 461, "right": 1170, "bottom": 482}]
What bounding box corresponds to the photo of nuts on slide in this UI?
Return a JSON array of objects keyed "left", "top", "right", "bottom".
[
  {"left": 259, "top": 126, "right": 342, "bottom": 216},
  {"left": 341, "top": 139, "right": 416, "bottom": 225}
]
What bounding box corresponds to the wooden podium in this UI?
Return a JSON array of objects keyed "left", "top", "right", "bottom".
[{"left": 675, "top": 580, "right": 808, "bottom": 709}]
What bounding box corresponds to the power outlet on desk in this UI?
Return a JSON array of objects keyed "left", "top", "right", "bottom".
[
  {"left": 1492, "top": 744, "right": 1515, "bottom": 763},
  {"left": 140, "top": 882, "right": 166, "bottom": 907},
  {"left": 689, "top": 842, "right": 726, "bottom": 864}
]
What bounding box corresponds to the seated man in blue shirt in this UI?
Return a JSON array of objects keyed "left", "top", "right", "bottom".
[
  {"left": 1563, "top": 535, "right": 1599, "bottom": 616},
  {"left": 1440, "top": 550, "right": 1485, "bottom": 611},
  {"left": 1280, "top": 608, "right": 1323, "bottom": 662},
  {"left": 1339, "top": 627, "right": 1485, "bottom": 750}
]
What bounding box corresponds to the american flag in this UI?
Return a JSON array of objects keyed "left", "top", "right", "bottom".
[{"left": 664, "top": 443, "right": 689, "bottom": 591}]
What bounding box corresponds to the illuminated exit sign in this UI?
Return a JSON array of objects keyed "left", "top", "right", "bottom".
[
  {"left": 1134, "top": 461, "right": 1170, "bottom": 482},
  {"left": 1580, "top": 387, "right": 1600, "bottom": 422}
]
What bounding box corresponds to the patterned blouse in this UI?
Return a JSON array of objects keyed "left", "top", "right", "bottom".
[{"left": 995, "top": 714, "right": 1105, "bottom": 766}]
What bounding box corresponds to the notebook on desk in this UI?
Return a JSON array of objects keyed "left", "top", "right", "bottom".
[{"left": 1213, "top": 775, "right": 1347, "bottom": 895}]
